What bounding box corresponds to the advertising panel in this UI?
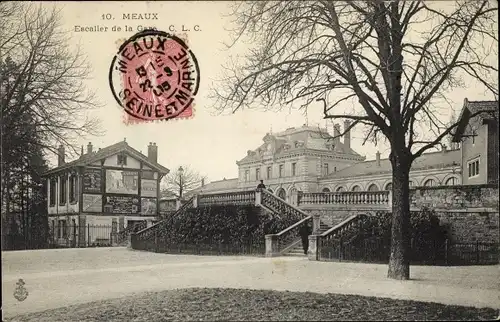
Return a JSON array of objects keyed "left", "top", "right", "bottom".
[
  {"left": 105, "top": 170, "right": 138, "bottom": 195},
  {"left": 83, "top": 168, "right": 102, "bottom": 193},
  {"left": 141, "top": 198, "right": 157, "bottom": 216},
  {"left": 141, "top": 179, "right": 157, "bottom": 197},
  {"left": 103, "top": 196, "right": 139, "bottom": 214},
  {"left": 82, "top": 194, "right": 102, "bottom": 212}
]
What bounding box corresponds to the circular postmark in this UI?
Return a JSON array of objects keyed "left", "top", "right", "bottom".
[{"left": 109, "top": 29, "right": 200, "bottom": 122}]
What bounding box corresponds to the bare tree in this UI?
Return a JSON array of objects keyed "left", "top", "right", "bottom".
[
  {"left": 0, "top": 2, "right": 103, "bottom": 158},
  {"left": 161, "top": 165, "right": 206, "bottom": 200},
  {"left": 1, "top": 3, "right": 103, "bottom": 248},
  {"left": 211, "top": 1, "right": 498, "bottom": 280}
]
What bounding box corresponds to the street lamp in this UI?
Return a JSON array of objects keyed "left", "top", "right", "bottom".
[{"left": 178, "top": 166, "right": 184, "bottom": 200}]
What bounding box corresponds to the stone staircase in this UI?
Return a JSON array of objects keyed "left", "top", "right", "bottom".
[
  {"left": 284, "top": 221, "right": 331, "bottom": 257},
  {"left": 131, "top": 189, "right": 352, "bottom": 258}
]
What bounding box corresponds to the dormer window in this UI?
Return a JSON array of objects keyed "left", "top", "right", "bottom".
[{"left": 117, "top": 153, "right": 127, "bottom": 165}]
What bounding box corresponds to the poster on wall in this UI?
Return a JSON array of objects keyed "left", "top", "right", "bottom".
[
  {"left": 141, "top": 179, "right": 157, "bottom": 197},
  {"left": 103, "top": 196, "right": 139, "bottom": 214},
  {"left": 141, "top": 198, "right": 157, "bottom": 216},
  {"left": 105, "top": 170, "right": 138, "bottom": 194},
  {"left": 83, "top": 168, "right": 102, "bottom": 193},
  {"left": 82, "top": 194, "right": 102, "bottom": 212}
]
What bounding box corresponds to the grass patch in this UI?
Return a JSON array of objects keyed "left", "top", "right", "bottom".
[{"left": 7, "top": 288, "right": 497, "bottom": 321}]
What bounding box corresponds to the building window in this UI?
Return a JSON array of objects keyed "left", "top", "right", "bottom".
[
  {"left": 367, "top": 184, "right": 379, "bottom": 191},
  {"left": 292, "top": 163, "right": 297, "bottom": 176},
  {"left": 279, "top": 164, "right": 284, "bottom": 178},
  {"left": 244, "top": 170, "right": 250, "bottom": 182},
  {"left": 49, "top": 179, "right": 56, "bottom": 206},
  {"left": 267, "top": 166, "right": 272, "bottom": 179},
  {"left": 468, "top": 157, "right": 480, "bottom": 178},
  {"left": 58, "top": 220, "right": 67, "bottom": 238},
  {"left": 255, "top": 168, "right": 260, "bottom": 180},
  {"left": 59, "top": 175, "right": 67, "bottom": 205},
  {"left": 409, "top": 180, "right": 415, "bottom": 187},
  {"left": 117, "top": 153, "right": 127, "bottom": 165},
  {"left": 336, "top": 186, "right": 345, "bottom": 192},
  {"left": 334, "top": 166, "right": 337, "bottom": 172},
  {"left": 322, "top": 187, "right": 331, "bottom": 192},
  {"left": 423, "top": 179, "right": 436, "bottom": 187},
  {"left": 445, "top": 177, "right": 458, "bottom": 186},
  {"left": 69, "top": 175, "right": 77, "bottom": 203},
  {"left": 323, "top": 163, "right": 329, "bottom": 176},
  {"left": 351, "top": 185, "right": 361, "bottom": 192}
]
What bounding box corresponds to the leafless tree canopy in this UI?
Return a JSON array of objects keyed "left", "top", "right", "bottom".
[
  {"left": 0, "top": 2, "right": 103, "bottom": 159},
  {"left": 212, "top": 0, "right": 497, "bottom": 160},
  {"left": 161, "top": 165, "right": 206, "bottom": 199},
  {"left": 211, "top": 0, "right": 498, "bottom": 280}
]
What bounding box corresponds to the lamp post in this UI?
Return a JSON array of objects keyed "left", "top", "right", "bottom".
[{"left": 178, "top": 166, "right": 184, "bottom": 200}]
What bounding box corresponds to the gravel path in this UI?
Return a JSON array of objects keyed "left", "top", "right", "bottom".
[{"left": 2, "top": 247, "right": 499, "bottom": 319}]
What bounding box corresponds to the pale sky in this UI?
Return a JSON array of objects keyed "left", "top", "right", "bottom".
[{"left": 45, "top": 1, "right": 496, "bottom": 183}]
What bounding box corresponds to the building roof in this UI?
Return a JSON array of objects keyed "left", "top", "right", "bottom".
[
  {"left": 238, "top": 125, "right": 364, "bottom": 163},
  {"left": 42, "top": 141, "right": 169, "bottom": 176},
  {"left": 322, "top": 149, "right": 461, "bottom": 179},
  {"left": 453, "top": 99, "right": 499, "bottom": 142},
  {"left": 189, "top": 177, "right": 239, "bottom": 194}
]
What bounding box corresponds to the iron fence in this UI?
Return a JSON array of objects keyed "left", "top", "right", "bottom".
[
  {"left": 48, "top": 224, "right": 116, "bottom": 248},
  {"left": 319, "top": 236, "right": 499, "bottom": 266},
  {"left": 132, "top": 232, "right": 266, "bottom": 257}
]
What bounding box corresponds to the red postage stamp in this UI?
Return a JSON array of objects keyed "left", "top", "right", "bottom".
[{"left": 109, "top": 29, "right": 200, "bottom": 123}]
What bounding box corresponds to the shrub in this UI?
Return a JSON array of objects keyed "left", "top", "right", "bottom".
[{"left": 158, "top": 205, "right": 302, "bottom": 247}]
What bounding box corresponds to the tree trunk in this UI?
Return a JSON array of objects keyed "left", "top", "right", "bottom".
[{"left": 388, "top": 151, "right": 412, "bottom": 280}]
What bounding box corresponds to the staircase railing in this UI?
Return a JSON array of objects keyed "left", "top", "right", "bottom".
[
  {"left": 131, "top": 196, "right": 195, "bottom": 249},
  {"left": 315, "top": 214, "right": 369, "bottom": 261},
  {"left": 260, "top": 189, "right": 312, "bottom": 256},
  {"left": 198, "top": 190, "right": 256, "bottom": 207},
  {"left": 260, "top": 189, "right": 307, "bottom": 219},
  {"left": 115, "top": 220, "right": 147, "bottom": 245}
]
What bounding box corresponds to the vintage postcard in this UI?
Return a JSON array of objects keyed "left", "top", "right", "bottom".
[{"left": 1, "top": 1, "right": 499, "bottom": 321}]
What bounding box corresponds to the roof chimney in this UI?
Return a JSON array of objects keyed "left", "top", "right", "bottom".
[
  {"left": 87, "top": 142, "right": 93, "bottom": 154},
  {"left": 57, "top": 145, "right": 65, "bottom": 166},
  {"left": 80, "top": 145, "right": 84, "bottom": 158},
  {"left": 201, "top": 178, "right": 205, "bottom": 187},
  {"left": 376, "top": 151, "right": 381, "bottom": 166},
  {"left": 333, "top": 124, "right": 341, "bottom": 144},
  {"left": 442, "top": 144, "right": 447, "bottom": 153},
  {"left": 148, "top": 142, "right": 158, "bottom": 163},
  {"left": 344, "top": 120, "right": 351, "bottom": 149}
]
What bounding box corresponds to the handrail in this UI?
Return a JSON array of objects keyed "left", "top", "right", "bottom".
[
  {"left": 261, "top": 189, "right": 309, "bottom": 219},
  {"left": 134, "top": 196, "right": 194, "bottom": 237},
  {"left": 320, "top": 214, "right": 360, "bottom": 237},
  {"left": 276, "top": 215, "right": 312, "bottom": 237}
]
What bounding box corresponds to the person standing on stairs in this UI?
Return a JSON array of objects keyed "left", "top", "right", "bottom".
[
  {"left": 256, "top": 180, "right": 266, "bottom": 190},
  {"left": 299, "top": 222, "right": 312, "bottom": 255}
]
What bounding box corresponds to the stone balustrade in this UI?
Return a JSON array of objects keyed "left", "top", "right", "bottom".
[
  {"left": 298, "top": 190, "right": 391, "bottom": 206},
  {"left": 198, "top": 190, "right": 256, "bottom": 207}
]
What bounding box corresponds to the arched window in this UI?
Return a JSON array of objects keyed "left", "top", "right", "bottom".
[
  {"left": 335, "top": 186, "right": 346, "bottom": 192},
  {"left": 322, "top": 187, "right": 331, "bottom": 193},
  {"left": 423, "top": 179, "right": 436, "bottom": 187},
  {"left": 277, "top": 188, "right": 286, "bottom": 200},
  {"left": 367, "top": 184, "right": 379, "bottom": 191},
  {"left": 385, "top": 182, "right": 392, "bottom": 191},
  {"left": 289, "top": 187, "right": 298, "bottom": 205},
  {"left": 351, "top": 185, "right": 361, "bottom": 192},
  {"left": 445, "top": 177, "right": 458, "bottom": 186}
]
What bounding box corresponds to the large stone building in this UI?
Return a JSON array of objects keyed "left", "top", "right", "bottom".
[
  {"left": 42, "top": 140, "right": 169, "bottom": 245},
  {"left": 193, "top": 99, "right": 498, "bottom": 204}
]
